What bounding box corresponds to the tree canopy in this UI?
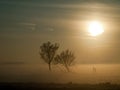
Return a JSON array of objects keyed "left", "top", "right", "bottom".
[{"left": 39, "top": 41, "right": 59, "bottom": 71}]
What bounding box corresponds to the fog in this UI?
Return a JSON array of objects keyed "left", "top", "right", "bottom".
[{"left": 0, "top": 63, "right": 120, "bottom": 84}]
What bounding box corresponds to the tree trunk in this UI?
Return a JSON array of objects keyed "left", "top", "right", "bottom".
[
  {"left": 65, "top": 65, "right": 70, "bottom": 72},
  {"left": 48, "top": 63, "right": 52, "bottom": 71}
]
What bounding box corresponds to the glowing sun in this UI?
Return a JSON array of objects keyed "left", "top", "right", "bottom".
[{"left": 88, "top": 21, "right": 104, "bottom": 36}]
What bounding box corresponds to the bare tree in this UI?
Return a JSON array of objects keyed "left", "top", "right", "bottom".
[
  {"left": 54, "top": 49, "right": 75, "bottom": 72},
  {"left": 39, "top": 41, "right": 59, "bottom": 71}
]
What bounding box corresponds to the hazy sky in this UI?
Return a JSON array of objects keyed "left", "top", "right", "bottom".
[{"left": 0, "top": 0, "right": 120, "bottom": 83}]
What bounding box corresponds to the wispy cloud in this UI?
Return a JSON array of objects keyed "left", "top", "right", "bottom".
[
  {"left": 19, "top": 22, "right": 36, "bottom": 31},
  {"left": 20, "top": 22, "right": 36, "bottom": 26},
  {"left": 0, "top": 61, "right": 25, "bottom": 65},
  {"left": 45, "top": 27, "right": 55, "bottom": 32}
]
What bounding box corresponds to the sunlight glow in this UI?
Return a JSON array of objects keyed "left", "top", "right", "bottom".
[{"left": 88, "top": 21, "right": 104, "bottom": 36}]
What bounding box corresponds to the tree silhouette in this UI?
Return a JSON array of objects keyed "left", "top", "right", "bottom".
[
  {"left": 39, "top": 41, "right": 59, "bottom": 71},
  {"left": 54, "top": 49, "right": 75, "bottom": 72}
]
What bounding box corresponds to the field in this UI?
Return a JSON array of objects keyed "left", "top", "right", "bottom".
[{"left": 0, "top": 82, "right": 120, "bottom": 90}]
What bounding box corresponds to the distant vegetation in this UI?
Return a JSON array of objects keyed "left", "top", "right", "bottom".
[{"left": 39, "top": 41, "right": 75, "bottom": 71}]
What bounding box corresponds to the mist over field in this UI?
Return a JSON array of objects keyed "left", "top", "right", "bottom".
[{"left": 0, "top": 63, "right": 120, "bottom": 84}]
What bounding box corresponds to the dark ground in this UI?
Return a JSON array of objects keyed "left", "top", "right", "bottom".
[{"left": 0, "top": 82, "right": 120, "bottom": 90}]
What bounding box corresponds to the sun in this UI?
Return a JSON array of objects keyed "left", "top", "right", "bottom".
[{"left": 88, "top": 21, "right": 104, "bottom": 36}]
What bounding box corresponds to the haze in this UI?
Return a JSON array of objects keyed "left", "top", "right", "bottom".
[{"left": 0, "top": 0, "right": 120, "bottom": 83}]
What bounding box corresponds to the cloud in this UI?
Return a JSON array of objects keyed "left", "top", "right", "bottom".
[
  {"left": 19, "top": 22, "right": 36, "bottom": 31},
  {"left": 20, "top": 22, "right": 36, "bottom": 26},
  {"left": 45, "top": 27, "right": 55, "bottom": 32},
  {"left": 0, "top": 61, "right": 25, "bottom": 65}
]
